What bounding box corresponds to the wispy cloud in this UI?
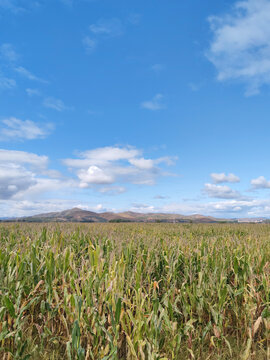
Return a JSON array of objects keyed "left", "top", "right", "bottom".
[
  {"left": 0, "top": 74, "right": 16, "bottom": 89},
  {"left": 43, "top": 97, "right": 70, "bottom": 111},
  {"left": 89, "top": 18, "right": 123, "bottom": 37},
  {"left": 15, "top": 66, "right": 47, "bottom": 83},
  {"left": 26, "top": 88, "right": 41, "bottom": 97},
  {"left": 83, "top": 17, "right": 124, "bottom": 53},
  {"left": 0, "top": 43, "right": 18, "bottom": 62},
  {"left": 141, "top": 94, "right": 166, "bottom": 111},
  {"left": 207, "top": 0, "right": 270, "bottom": 95},
  {"left": 0, "top": 0, "right": 40, "bottom": 13},
  {"left": 82, "top": 36, "right": 97, "bottom": 53},
  {"left": 0, "top": 117, "right": 53, "bottom": 141}
]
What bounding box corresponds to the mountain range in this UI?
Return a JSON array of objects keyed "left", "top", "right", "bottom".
[{"left": 1, "top": 207, "right": 264, "bottom": 223}]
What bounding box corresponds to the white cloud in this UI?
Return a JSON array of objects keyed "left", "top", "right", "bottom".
[
  {"left": 0, "top": 150, "right": 46, "bottom": 199},
  {"left": 251, "top": 176, "right": 270, "bottom": 189},
  {"left": 0, "top": 163, "right": 35, "bottom": 199},
  {"left": 63, "top": 145, "right": 176, "bottom": 189},
  {"left": 78, "top": 165, "right": 115, "bottom": 186},
  {"left": 141, "top": 94, "right": 165, "bottom": 111},
  {"left": 43, "top": 97, "right": 69, "bottom": 111},
  {"left": 26, "top": 88, "right": 40, "bottom": 97},
  {"left": 129, "top": 158, "right": 155, "bottom": 170},
  {"left": 0, "top": 149, "right": 75, "bottom": 202},
  {"left": 131, "top": 203, "right": 155, "bottom": 212},
  {"left": 204, "top": 183, "right": 242, "bottom": 199},
  {"left": 0, "top": 43, "right": 18, "bottom": 62},
  {"left": 211, "top": 172, "right": 240, "bottom": 184},
  {"left": 64, "top": 146, "right": 141, "bottom": 167},
  {"left": 0, "top": 117, "right": 53, "bottom": 141},
  {"left": 99, "top": 186, "right": 126, "bottom": 195},
  {"left": 0, "top": 149, "right": 48, "bottom": 169},
  {"left": 82, "top": 36, "right": 97, "bottom": 52},
  {"left": 0, "top": 74, "right": 16, "bottom": 89},
  {"left": 5, "top": 196, "right": 270, "bottom": 219},
  {"left": 207, "top": 0, "right": 270, "bottom": 95},
  {"left": 158, "top": 198, "right": 270, "bottom": 218},
  {"left": 83, "top": 18, "right": 123, "bottom": 53},
  {"left": 15, "top": 66, "right": 47, "bottom": 83},
  {"left": 0, "top": 199, "right": 101, "bottom": 218},
  {"left": 89, "top": 18, "right": 123, "bottom": 37}
]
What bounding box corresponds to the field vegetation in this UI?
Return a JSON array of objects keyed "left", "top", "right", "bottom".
[{"left": 0, "top": 222, "right": 270, "bottom": 359}]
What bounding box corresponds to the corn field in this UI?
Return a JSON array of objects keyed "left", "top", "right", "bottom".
[{"left": 1, "top": 223, "right": 270, "bottom": 359}]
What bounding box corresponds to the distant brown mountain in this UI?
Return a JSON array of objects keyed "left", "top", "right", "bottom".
[{"left": 13, "top": 207, "right": 232, "bottom": 223}]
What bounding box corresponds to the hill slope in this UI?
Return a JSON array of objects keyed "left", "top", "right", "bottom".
[{"left": 13, "top": 208, "right": 231, "bottom": 223}]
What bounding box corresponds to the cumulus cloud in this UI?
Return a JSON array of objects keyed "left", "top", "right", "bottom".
[
  {"left": 207, "top": 0, "right": 270, "bottom": 95},
  {"left": 0, "top": 163, "right": 35, "bottom": 199},
  {"left": 251, "top": 176, "right": 270, "bottom": 189},
  {"left": 211, "top": 172, "right": 240, "bottom": 184},
  {"left": 63, "top": 145, "right": 176, "bottom": 189},
  {"left": 203, "top": 183, "right": 242, "bottom": 199},
  {"left": 141, "top": 94, "right": 165, "bottom": 111},
  {"left": 0, "top": 149, "right": 72, "bottom": 202},
  {"left": 0, "top": 150, "right": 46, "bottom": 200},
  {"left": 0, "top": 117, "right": 53, "bottom": 141},
  {"left": 78, "top": 166, "right": 115, "bottom": 186}
]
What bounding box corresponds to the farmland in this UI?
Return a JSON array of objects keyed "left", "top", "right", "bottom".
[{"left": 0, "top": 223, "right": 270, "bottom": 359}]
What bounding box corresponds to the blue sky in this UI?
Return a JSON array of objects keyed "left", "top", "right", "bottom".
[{"left": 1, "top": 0, "right": 270, "bottom": 218}]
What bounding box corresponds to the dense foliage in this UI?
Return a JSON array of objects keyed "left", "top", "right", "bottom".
[{"left": 0, "top": 223, "right": 270, "bottom": 359}]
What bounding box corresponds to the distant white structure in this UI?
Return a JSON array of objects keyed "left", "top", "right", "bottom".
[{"left": 237, "top": 219, "right": 264, "bottom": 223}]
